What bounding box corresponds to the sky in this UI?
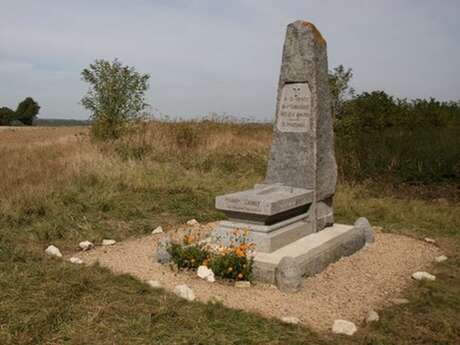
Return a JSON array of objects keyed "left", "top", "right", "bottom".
[{"left": 1, "top": 0, "right": 459, "bottom": 120}]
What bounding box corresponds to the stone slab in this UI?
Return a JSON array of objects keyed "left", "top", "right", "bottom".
[
  {"left": 252, "top": 224, "right": 365, "bottom": 283},
  {"left": 215, "top": 184, "right": 313, "bottom": 216},
  {"left": 217, "top": 212, "right": 309, "bottom": 233},
  {"left": 213, "top": 215, "right": 314, "bottom": 253}
]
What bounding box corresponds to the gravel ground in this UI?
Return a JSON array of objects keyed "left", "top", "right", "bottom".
[{"left": 74, "top": 224, "right": 440, "bottom": 331}]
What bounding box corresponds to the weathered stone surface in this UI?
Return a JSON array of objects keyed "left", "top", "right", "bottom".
[
  {"left": 435, "top": 255, "right": 448, "bottom": 263},
  {"left": 354, "top": 217, "right": 375, "bottom": 244},
  {"left": 213, "top": 215, "right": 314, "bottom": 253},
  {"left": 152, "top": 226, "right": 164, "bottom": 235},
  {"left": 254, "top": 224, "right": 365, "bottom": 284},
  {"left": 215, "top": 184, "right": 313, "bottom": 217},
  {"left": 102, "top": 239, "right": 116, "bottom": 246},
  {"left": 412, "top": 271, "right": 436, "bottom": 281},
  {"left": 391, "top": 298, "right": 410, "bottom": 305},
  {"left": 45, "top": 245, "right": 62, "bottom": 258},
  {"left": 174, "top": 285, "right": 195, "bottom": 301},
  {"left": 147, "top": 280, "right": 162, "bottom": 288},
  {"left": 264, "top": 20, "right": 337, "bottom": 231},
  {"left": 186, "top": 219, "right": 199, "bottom": 226},
  {"left": 79, "top": 241, "right": 94, "bottom": 251},
  {"left": 235, "top": 281, "right": 251, "bottom": 289},
  {"left": 332, "top": 319, "right": 357, "bottom": 335},
  {"left": 424, "top": 237, "right": 436, "bottom": 244},
  {"left": 155, "top": 236, "right": 171, "bottom": 264},
  {"left": 275, "top": 256, "right": 302, "bottom": 293},
  {"left": 366, "top": 310, "right": 379, "bottom": 323},
  {"left": 197, "top": 265, "right": 215, "bottom": 283},
  {"left": 69, "top": 257, "right": 83, "bottom": 264},
  {"left": 281, "top": 316, "right": 301, "bottom": 324}
]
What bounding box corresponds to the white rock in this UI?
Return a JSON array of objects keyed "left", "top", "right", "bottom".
[
  {"left": 391, "top": 298, "right": 410, "bottom": 305},
  {"left": 424, "top": 237, "right": 436, "bottom": 244},
  {"left": 435, "top": 255, "right": 448, "bottom": 263},
  {"left": 197, "top": 265, "right": 215, "bottom": 283},
  {"left": 412, "top": 271, "right": 436, "bottom": 281},
  {"left": 174, "top": 284, "right": 195, "bottom": 301},
  {"left": 45, "top": 245, "right": 62, "bottom": 258},
  {"left": 281, "top": 316, "right": 301, "bottom": 325},
  {"left": 332, "top": 319, "right": 357, "bottom": 336},
  {"left": 147, "top": 280, "right": 162, "bottom": 288},
  {"left": 366, "top": 310, "right": 379, "bottom": 323},
  {"left": 79, "top": 241, "right": 94, "bottom": 251},
  {"left": 186, "top": 219, "right": 199, "bottom": 226},
  {"left": 152, "top": 226, "right": 164, "bottom": 235},
  {"left": 102, "top": 239, "right": 116, "bottom": 246},
  {"left": 235, "top": 281, "right": 251, "bottom": 289},
  {"left": 69, "top": 257, "right": 83, "bottom": 264}
]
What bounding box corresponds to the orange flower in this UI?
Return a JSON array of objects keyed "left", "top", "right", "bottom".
[
  {"left": 235, "top": 248, "right": 245, "bottom": 257},
  {"left": 238, "top": 273, "right": 243, "bottom": 279}
]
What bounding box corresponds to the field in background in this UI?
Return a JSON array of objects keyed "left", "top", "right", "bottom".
[{"left": 0, "top": 124, "right": 459, "bottom": 345}]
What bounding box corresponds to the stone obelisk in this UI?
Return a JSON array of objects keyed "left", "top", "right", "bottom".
[{"left": 264, "top": 21, "right": 337, "bottom": 231}]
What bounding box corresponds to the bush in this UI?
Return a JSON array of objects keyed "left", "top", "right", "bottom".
[
  {"left": 210, "top": 250, "right": 253, "bottom": 281},
  {"left": 81, "top": 59, "right": 150, "bottom": 140},
  {"left": 167, "top": 230, "right": 254, "bottom": 281},
  {"left": 168, "top": 243, "right": 210, "bottom": 270}
]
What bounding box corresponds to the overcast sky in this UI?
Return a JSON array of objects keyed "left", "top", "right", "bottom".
[{"left": 1, "top": 0, "right": 459, "bottom": 120}]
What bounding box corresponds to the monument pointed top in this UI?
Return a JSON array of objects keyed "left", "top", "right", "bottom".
[{"left": 291, "top": 20, "right": 327, "bottom": 47}]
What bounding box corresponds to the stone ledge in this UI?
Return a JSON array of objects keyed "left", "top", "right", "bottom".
[
  {"left": 213, "top": 214, "right": 314, "bottom": 253},
  {"left": 252, "top": 224, "right": 366, "bottom": 284}
]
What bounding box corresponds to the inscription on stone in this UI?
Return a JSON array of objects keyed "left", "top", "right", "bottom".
[
  {"left": 223, "top": 197, "right": 264, "bottom": 213},
  {"left": 276, "top": 83, "right": 312, "bottom": 133}
]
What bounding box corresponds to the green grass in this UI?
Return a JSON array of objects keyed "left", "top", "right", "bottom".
[{"left": 0, "top": 125, "right": 459, "bottom": 344}]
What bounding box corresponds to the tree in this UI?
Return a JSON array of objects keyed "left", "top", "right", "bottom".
[
  {"left": 15, "top": 97, "right": 40, "bottom": 125},
  {"left": 0, "top": 107, "right": 16, "bottom": 126},
  {"left": 329, "top": 65, "right": 354, "bottom": 119},
  {"left": 81, "top": 58, "right": 150, "bottom": 140}
]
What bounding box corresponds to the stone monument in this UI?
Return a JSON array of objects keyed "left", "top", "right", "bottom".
[{"left": 212, "top": 20, "right": 372, "bottom": 285}]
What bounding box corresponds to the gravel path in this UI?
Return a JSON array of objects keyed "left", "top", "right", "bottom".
[{"left": 74, "top": 225, "right": 440, "bottom": 331}]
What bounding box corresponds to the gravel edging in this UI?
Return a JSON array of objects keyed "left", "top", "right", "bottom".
[{"left": 74, "top": 225, "right": 440, "bottom": 331}]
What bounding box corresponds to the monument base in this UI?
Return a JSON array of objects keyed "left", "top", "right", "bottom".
[
  {"left": 252, "top": 224, "right": 367, "bottom": 284},
  {"left": 212, "top": 213, "right": 315, "bottom": 253}
]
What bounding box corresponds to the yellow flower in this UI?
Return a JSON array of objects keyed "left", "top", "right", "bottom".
[
  {"left": 228, "top": 267, "right": 233, "bottom": 272},
  {"left": 238, "top": 273, "right": 243, "bottom": 279}
]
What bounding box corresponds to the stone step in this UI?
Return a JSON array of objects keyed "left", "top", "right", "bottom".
[
  {"left": 253, "top": 224, "right": 366, "bottom": 284},
  {"left": 212, "top": 214, "right": 315, "bottom": 253}
]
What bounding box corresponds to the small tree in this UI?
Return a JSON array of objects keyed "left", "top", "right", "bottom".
[
  {"left": 329, "top": 65, "right": 354, "bottom": 119},
  {"left": 81, "top": 59, "right": 150, "bottom": 140},
  {"left": 0, "top": 107, "right": 16, "bottom": 126},
  {"left": 15, "top": 97, "right": 40, "bottom": 125}
]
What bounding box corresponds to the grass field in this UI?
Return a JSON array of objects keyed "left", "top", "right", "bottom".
[{"left": 0, "top": 124, "right": 459, "bottom": 345}]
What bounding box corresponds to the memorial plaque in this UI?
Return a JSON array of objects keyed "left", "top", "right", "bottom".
[{"left": 276, "top": 83, "right": 312, "bottom": 133}]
